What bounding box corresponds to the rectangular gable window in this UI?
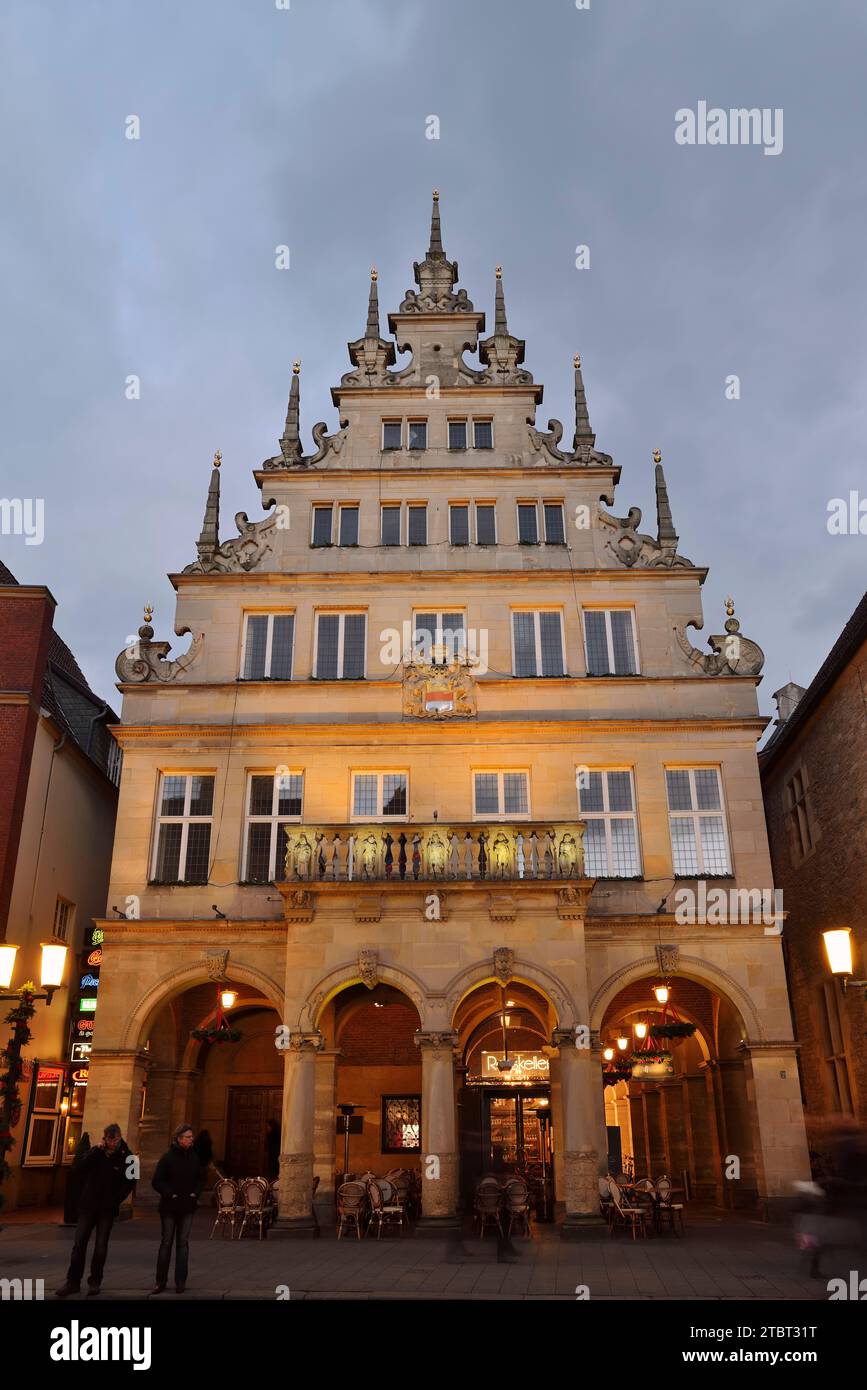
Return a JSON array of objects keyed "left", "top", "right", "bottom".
[
  {"left": 312, "top": 506, "right": 333, "bottom": 547},
  {"left": 381, "top": 506, "right": 401, "bottom": 546},
  {"left": 338, "top": 505, "right": 359, "bottom": 547},
  {"left": 152, "top": 774, "right": 215, "bottom": 884},
  {"left": 518, "top": 503, "right": 539, "bottom": 544},
  {"left": 382, "top": 420, "right": 402, "bottom": 450},
  {"left": 512, "top": 611, "right": 565, "bottom": 677},
  {"left": 476, "top": 503, "right": 496, "bottom": 545},
  {"left": 448, "top": 420, "right": 467, "bottom": 450},
  {"left": 407, "top": 505, "right": 427, "bottom": 546},
  {"left": 242, "top": 614, "right": 295, "bottom": 680},
  {"left": 473, "top": 420, "right": 493, "bottom": 449},
  {"left": 450, "top": 504, "right": 470, "bottom": 546},
  {"left": 543, "top": 502, "right": 566, "bottom": 544},
  {"left": 408, "top": 421, "right": 427, "bottom": 451},
  {"left": 315, "top": 613, "right": 366, "bottom": 679},
  {"left": 583, "top": 610, "right": 638, "bottom": 675}
]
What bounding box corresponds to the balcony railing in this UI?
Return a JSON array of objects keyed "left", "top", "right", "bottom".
[{"left": 281, "top": 822, "right": 585, "bottom": 884}]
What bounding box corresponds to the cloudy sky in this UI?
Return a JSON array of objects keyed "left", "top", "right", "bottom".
[{"left": 2, "top": 0, "right": 865, "bottom": 723}]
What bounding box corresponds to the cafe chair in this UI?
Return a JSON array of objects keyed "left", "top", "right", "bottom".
[
  {"left": 474, "top": 1178, "right": 503, "bottom": 1239},
  {"left": 654, "top": 1176, "right": 685, "bottom": 1235},
  {"left": 598, "top": 1176, "right": 615, "bottom": 1226},
  {"left": 503, "top": 1178, "right": 532, "bottom": 1239},
  {"left": 210, "top": 1178, "right": 240, "bottom": 1239},
  {"left": 366, "top": 1178, "right": 407, "bottom": 1237},
  {"left": 238, "top": 1177, "right": 271, "bottom": 1240},
  {"left": 336, "top": 1181, "right": 368, "bottom": 1240},
  {"left": 606, "top": 1177, "right": 648, "bottom": 1239}
]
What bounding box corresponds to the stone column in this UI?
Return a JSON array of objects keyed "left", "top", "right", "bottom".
[
  {"left": 136, "top": 1066, "right": 190, "bottom": 1208},
  {"left": 272, "top": 1031, "right": 324, "bottom": 1237},
  {"left": 313, "top": 1047, "right": 339, "bottom": 1209},
  {"left": 739, "top": 1042, "right": 810, "bottom": 1220},
  {"left": 415, "top": 1031, "right": 460, "bottom": 1234},
  {"left": 83, "top": 1047, "right": 150, "bottom": 1151},
  {"left": 554, "top": 1028, "right": 605, "bottom": 1236}
]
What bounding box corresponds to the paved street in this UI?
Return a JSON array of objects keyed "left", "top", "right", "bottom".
[{"left": 0, "top": 1204, "right": 858, "bottom": 1301}]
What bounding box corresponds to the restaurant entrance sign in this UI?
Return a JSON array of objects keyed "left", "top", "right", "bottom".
[{"left": 478, "top": 1052, "right": 550, "bottom": 1082}]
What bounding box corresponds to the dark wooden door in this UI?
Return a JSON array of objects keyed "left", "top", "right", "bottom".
[{"left": 225, "top": 1087, "right": 281, "bottom": 1177}]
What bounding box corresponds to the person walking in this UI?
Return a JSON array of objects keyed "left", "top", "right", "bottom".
[
  {"left": 55, "top": 1123, "right": 135, "bottom": 1297},
  {"left": 151, "top": 1123, "right": 204, "bottom": 1294}
]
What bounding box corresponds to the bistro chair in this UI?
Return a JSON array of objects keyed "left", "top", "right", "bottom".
[
  {"left": 336, "top": 1181, "right": 367, "bottom": 1240},
  {"left": 503, "top": 1178, "right": 532, "bottom": 1239},
  {"left": 598, "top": 1176, "right": 615, "bottom": 1226},
  {"left": 631, "top": 1178, "right": 657, "bottom": 1214},
  {"left": 373, "top": 1177, "right": 396, "bottom": 1205},
  {"left": 366, "top": 1178, "right": 407, "bottom": 1238},
  {"left": 210, "top": 1178, "right": 241, "bottom": 1240},
  {"left": 474, "top": 1178, "right": 503, "bottom": 1239},
  {"left": 606, "top": 1177, "right": 648, "bottom": 1239},
  {"left": 654, "top": 1176, "right": 685, "bottom": 1235},
  {"left": 237, "top": 1177, "right": 271, "bottom": 1240}
]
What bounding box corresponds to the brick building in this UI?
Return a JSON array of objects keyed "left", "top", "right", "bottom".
[
  {"left": 84, "top": 195, "right": 810, "bottom": 1227},
  {"left": 760, "top": 591, "right": 867, "bottom": 1166},
  {"left": 0, "top": 560, "right": 120, "bottom": 1208}
]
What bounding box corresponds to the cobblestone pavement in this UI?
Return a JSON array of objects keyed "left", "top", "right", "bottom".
[{"left": 2, "top": 1204, "right": 861, "bottom": 1301}]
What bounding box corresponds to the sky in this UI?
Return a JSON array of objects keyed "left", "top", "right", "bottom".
[{"left": 1, "top": 0, "right": 865, "bottom": 726}]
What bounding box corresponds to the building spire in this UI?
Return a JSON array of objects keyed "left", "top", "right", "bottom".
[
  {"left": 494, "top": 265, "right": 508, "bottom": 334},
  {"left": 366, "top": 267, "right": 381, "bottom": 338},
  {"left": 653, "top": 448, "right": 678, "bottom": 547},
  {"left": 279, "top": 360, "right": 303, "bottom": 465},
  {"left": 572, "top": 354, "right": 596, "bottom": 450},
  {"left": 428, "top": 188, "right": 444, "bottom": 257},
  {"left": 196, "top": 450, "right": 221, "bottom": 561}
]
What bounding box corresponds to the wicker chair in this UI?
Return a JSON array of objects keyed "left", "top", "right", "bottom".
[
  {"left": 598, "top": 1176, "right": 615, "bottom": 1226},
  {"left": 238, "top": 1177, "right": 271, "bottom": 1240},
  {"left": 336, "top": 1181, "right": 367, "bottom": 1240},
  {"left": 654, "top": 1176, "right": 685, "bottom": 1235},
  {"left": 210, "top": 1178, "right": 240, "bottom": 1239},
  {"left": 366, "top": 1178, "right": 407, "bottom": 1237},
  {"left": 474, "top": 1178, "right": 503, "bottom": 1238},
  {"left": 503, "top": 1178, "right": 532, "bottom": 1239},
  {"left": 607, "top": 1177, "right": 648, "bottom": 1239}
]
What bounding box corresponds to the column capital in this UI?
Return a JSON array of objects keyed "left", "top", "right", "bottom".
[
  {"left": 414, "top": 1030, "right": 459, "bottom": 1053},
  {"left": 286, "top": 1030, "right": 326, "bottom": 1053},
  {"left": 551, "top": 1026, "right": 599, "bottom": 1052}
]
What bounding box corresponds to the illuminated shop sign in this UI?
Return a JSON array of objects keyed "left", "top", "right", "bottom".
[
  {"left": 78, "top": 997, "right": 97, "bottom": 1013},
  {"left": 73, "top": 1017, "right": 94, "bottom": 1037},
  {"left": 480, "top": 1052, "right": 550, "bottom": 1081},
  {"left": 86, "top": 949, "right": 103, "bottom": 968},
  {"left": 70, "top": 1042, "right": 92, "bottom": 1063},
  {"left": 79, "top": 974, "right": 99, "bottom": 990}
]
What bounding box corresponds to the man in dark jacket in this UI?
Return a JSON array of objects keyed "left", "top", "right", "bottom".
[
  {"left": 55, "top": 1123, "right": 136, "bottom": 1296},
  {"left": 151, "top": 1123, "right": 204, "bottom": 1294}
]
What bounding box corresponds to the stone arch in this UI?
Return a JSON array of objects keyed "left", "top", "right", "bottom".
[
  {"left": 589, "top": 954, "right": 763, "bottom": 1042},
  {"left": 444, "top": 957, "right": 577, "bottom": 1029},
  {"left": 120, "top": 960, "right": 285, "bottom": 1050},
  {"left": 299, "top": 959, "right": 429, "bottom": 1030}
]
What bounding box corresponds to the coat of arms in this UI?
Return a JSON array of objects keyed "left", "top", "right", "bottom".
[{"left": 402, "top": 655, "right": 476, "bottom": 719}]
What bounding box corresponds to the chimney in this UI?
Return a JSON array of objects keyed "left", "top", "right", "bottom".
[{"left": 772, "top": 682, "right": 807, "bottom": 725}]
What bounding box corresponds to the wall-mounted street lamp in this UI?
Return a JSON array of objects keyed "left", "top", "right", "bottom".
[
  {"left": 0, "top": 940, "right": 70, "bottom": 1208},
  {"left": 823, "top": 928, "right": 867, "bottom": 996}
]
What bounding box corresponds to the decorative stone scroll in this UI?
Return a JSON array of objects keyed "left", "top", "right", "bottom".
[
  {"left": 597, "top": 500, "right": 694, "bottom": 570},
  {"left": 656, "top": 944, "right": 679, "bottom": 976},
  {"left": 115, "top": 609, "right": 205, "bottom": 684},
  {"left": 182, "top": 509, "right": 278, "bottom": 573},
  {"left": 674, "top": 602, "right": 765, "bottom": 677}
]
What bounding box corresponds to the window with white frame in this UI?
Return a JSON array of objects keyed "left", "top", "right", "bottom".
[
  {"left": 449, "top": 504, "right": 470, "bottom": 546},
  {"left": 352, "top": 772, "right": 408, "bottom": 819},
  {"left": 151, "top": 774, "right": 215, "bottom": 883},
  {"left": 244, "top": 772, "right": 303, "bottom": 883},
  {"left": 412, "top": 610, "right": 466, "bottom": 662},
  {"left": 543, "top": 501, "right": 566, "bottom": 545},
  {"left": 583, "top": 609, "right": 638, "bottom": 675},
  {"left": 381, "top": 505, "right": 401, "bottom": 546},
  {"left": 473, "top": 419, "right": 493, "bottom": 450},
  {"left": 311, "top": 505, "right": 333, "bottom": 547},
  {"left": 408, "top": 420, "right": 427, "bottom": 450},
  {"left": 512, "top": 610, "right": 565, "bottom": 677},
  {"left": 819, "top": 980, "right": 853, "bottom": 1114},
  {"left": 473, "top": 770, "right": 529, "bottom": 819},
  {"left": 338, "top": 505, "right": 359, "bottom": 547},
  {"left": 242, "top": 613, "right": 295, "bottom": 680},
  {"left": 53, "top": 896, "right": 74, "bottom": 941},
  {"left": 448, "top": 420, "right": 467, "bottom": 450},
  {"left": 475, "top": 502, "right": 497, "bottom": 545},
  {"left": 517, "top": 502, "right": 539, "bottom": 544},
  {"left": 382, "top": 420, "right": 402, "bottom": 450},
  {"left": 314, "top": 612, "right": 366, "bottom": 679},
  {"left": 579, "top": 770, "right": 641, "bottom": 877},
  {"left": 407, "top": 505, "right": 428, "bottom": 546},
  {"left": 665, "top": 768, "right": 731, "bottom": 875}
]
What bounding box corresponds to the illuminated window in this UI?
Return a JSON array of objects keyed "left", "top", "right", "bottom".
[
  {"left": 382, "top": 1096, "right": 421, "bottom": 1153},
  {"left": 666, "top": 768, "right": 731, "bottom": 876},
  {"left": 579, "top": 770, "right": 641, "bottom": 877}
]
